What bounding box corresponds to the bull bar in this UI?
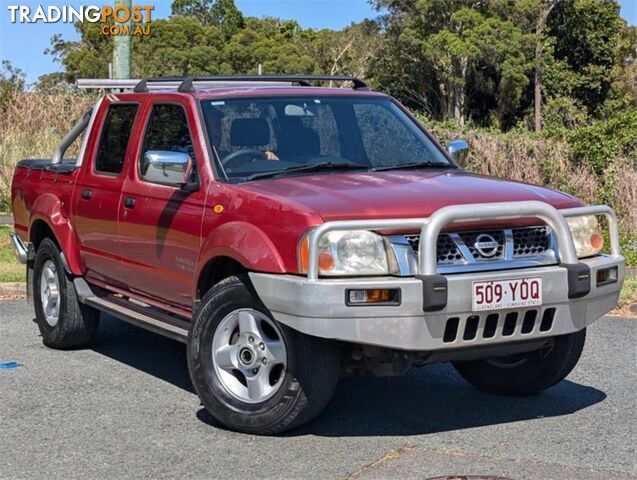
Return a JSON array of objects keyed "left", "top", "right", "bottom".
[{"left": 249, "top": 201, "right": 624, "bottom": 352}]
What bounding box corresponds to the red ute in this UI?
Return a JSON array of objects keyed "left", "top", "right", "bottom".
[{"left": 10, "top": 75, "right": 625, "bottom": 434}]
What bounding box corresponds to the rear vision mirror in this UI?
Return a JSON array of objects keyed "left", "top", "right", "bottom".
[
  {"left": 141, "top": 151, "right": 196, "bottom": 189},
  {"left": 284, "top": 104, "right": 316, "bottom": 117}
]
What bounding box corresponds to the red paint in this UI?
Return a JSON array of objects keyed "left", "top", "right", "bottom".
[{"left": 11, "top": 87, "right": 583, "bottom": 315}]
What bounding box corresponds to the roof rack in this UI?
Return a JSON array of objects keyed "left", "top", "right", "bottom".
[{"left": 76, "top": 75, "right": 370, "bottom": 93}]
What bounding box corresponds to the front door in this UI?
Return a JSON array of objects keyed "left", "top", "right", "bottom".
[{"left": 118, "top": 99, "right": 206, "bottom": 309}]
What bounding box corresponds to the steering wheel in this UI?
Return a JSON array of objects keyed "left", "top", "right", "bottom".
[{"left": 222, "top": 149, "right": 266, "bottom": 170}]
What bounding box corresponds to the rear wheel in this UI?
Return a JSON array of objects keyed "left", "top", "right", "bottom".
[
  {"left": 453, "top": 329, "right": 586, "bottom": 396},
  {"left": 188, "top": 275, "right": 340, "bottom": 434},
  {"left": 33, "top": 238, "right": 99, "bottom": 349}
]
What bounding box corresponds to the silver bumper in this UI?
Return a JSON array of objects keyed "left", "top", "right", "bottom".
[
  {"left": 250, "top": 255, "right": 624, "bottom": 350},
  {"left": 10, "top": 233, "right": 28, "bottom": 264},
  {"left": 250, "top": 201, "right": 625, "bottom": 351}
]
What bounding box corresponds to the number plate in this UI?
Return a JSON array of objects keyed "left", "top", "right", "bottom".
[{"left": 472, "top": 277, "right": 542, "bottom": 312}]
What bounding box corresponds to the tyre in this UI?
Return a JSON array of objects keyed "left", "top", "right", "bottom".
[
  {"left": 188, "top": 275, "right": 340, "bottom": 434},
  {"left": 453, "top": 329, "right": 586, "bottom": 396},
  {"left": 33, "top": 238, "right": 99, "bottom": 349}
]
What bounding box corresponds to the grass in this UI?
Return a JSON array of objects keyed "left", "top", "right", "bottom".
[
  {"left": 619, "top": 275, "right": 637, "bottom": 309},
  {"left": 0, "top": 225, "right": 25, "bottom": 283}
]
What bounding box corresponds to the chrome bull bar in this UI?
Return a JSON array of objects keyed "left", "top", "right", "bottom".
[{"left": 306, "top": 200, "right": 621, "bottom": 285}]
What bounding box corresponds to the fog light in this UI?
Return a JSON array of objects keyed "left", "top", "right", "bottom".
[
  {"left": 596, "top": 266, "right": 618, "bottom": 286},
  {"left": 346, "top": 288, "right": 400, "bottom": 305}
]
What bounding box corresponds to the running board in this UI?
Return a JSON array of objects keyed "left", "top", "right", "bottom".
[{"left": 76, "top": 279, "right": 190, "bottom": 343}]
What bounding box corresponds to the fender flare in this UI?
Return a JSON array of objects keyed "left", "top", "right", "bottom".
[
  {"left": 195, "top": 221, "right": 286, "bottom": 296},
  {"left": 29, "top": 194, "right": 84, "bottom": 276}
]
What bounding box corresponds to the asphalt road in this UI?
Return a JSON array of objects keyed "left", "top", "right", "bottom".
[{"left": 0, "top": 299, "right": 635, "bottom": 480}]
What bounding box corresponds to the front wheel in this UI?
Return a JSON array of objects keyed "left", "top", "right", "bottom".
[
  {"left": 188, "top": 275, "right": 340, "bottom": 434},
  {"left": 453, "top": 329, "right": 586, "bottom": 396}
]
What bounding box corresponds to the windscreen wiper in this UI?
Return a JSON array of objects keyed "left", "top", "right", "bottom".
[
  {"left": 371, "top": 161, "right": 455, "bottom": 172},
  {"left": 247, "top": 162, "right": 369, "bottom": 181}
]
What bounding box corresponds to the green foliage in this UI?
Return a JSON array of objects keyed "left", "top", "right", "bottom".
[
  {"left": 0, "top": 226, "right": 25, "bottom": 283},
  {"left": 0, "top": 60, "right": 25, "bottom": 110},
  {"left": 568, "top": 111, "right": 637, "bottom": 177},
  {"left": 373, "top": 0, "right": 531, "bottom": 128},
  {"left": 172, "top": 0, "right": 244, "bottom": 35},
  {"left": 547, "top": 0, "right": 628, "bottom": 114}
]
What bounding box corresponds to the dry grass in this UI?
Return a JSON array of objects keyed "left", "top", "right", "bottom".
[
  {"left": 424, "top": 119, "right": 637, "bottom": 264},
  {"left": 0, "top": 91, "right": 97, "bottom": 209}
]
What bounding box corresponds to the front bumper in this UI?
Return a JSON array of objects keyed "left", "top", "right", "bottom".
[
  {"left": 250, "top": 255, "right": 624, "bottom": 351},
  {"left": 250, "top": 201, "right": 625, "bottom": 351}
]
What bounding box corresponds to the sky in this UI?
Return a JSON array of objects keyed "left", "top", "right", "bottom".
[{"left": 0, "top": 0, "right": 635, "bottom": 84}]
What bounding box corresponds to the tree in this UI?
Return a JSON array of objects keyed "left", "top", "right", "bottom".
[
  {"left": 547, "top": 0, "right": 627, "bottom": 114},
  {"left": 371, "top": 0, "right": 528, "bottom": 127},
  {"left": 171, "top": 0, "right": 243, "bottom": 35},
  {"left": 0, "top": 60, "right": 26, "bottom": 92},
  {"left": 533, "top": 0, "right": 559, "bottom": 131},
  {"left": 0, "top": 60, "right": 26, "bottom": 109}
]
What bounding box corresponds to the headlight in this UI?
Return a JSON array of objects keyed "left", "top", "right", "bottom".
[
  {"left": 566, "top": 215, "right": 604, "bottom": 258},
  {"left": 300, "top": 230, "right": 390, "bottom": 276}
]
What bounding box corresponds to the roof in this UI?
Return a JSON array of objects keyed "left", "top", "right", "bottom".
[{"left": 76, "top": 75, "right": 388, "bottom": 100}]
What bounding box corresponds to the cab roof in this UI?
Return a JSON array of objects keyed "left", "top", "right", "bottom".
[{"left": 76, "top": 75, "right": 388, "bottom": 100}]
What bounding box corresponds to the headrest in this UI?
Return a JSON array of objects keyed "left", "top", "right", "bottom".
[{"left": 230, "top": 118, "right": 270, "bottom": 146}]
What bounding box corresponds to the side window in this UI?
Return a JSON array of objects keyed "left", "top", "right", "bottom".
[
  {"left": 95, "top": 103, "right": 138, "bottom": 175},
  {"left": 141, "top": 104, "right": 195, "bottom": 164}
]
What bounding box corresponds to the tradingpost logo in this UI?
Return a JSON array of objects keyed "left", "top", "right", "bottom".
[{"left": 6, "top": 3, "right": 154, "bottom": 36}]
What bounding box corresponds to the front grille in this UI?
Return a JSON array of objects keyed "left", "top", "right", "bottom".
[
  {"left": 442, "top": 308, "right": 556, "bottom": 343},
  {"left": 403, "top": 225, "right": 553, "bottom": 265},
  {"left": 512, "top": 226, "right": 551, "bottom": 257},
  {"left": 405, "top": 233, "right": 463, "bottom": 263}
]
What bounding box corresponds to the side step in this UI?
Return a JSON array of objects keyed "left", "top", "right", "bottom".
[{"left": 76, "top": 279, "right": 189, "bottom": 343}]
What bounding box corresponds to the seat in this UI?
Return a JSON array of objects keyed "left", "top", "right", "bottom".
[
  {"left": 278, "top": 118, "right": 320, "bottom": 159},
  {"left": 230, "top": 118, "right": 271, "bottom": 148}
]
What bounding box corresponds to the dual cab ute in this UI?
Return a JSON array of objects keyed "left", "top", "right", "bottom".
[{"left": 10, "top": 75, "right": 625, "bottom": 434}]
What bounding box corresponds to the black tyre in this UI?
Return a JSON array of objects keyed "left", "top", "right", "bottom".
[
  {"left": 33, "top": 238, "right": 99, "bottom": 349},
  {"left": 453, "top": 329, "right": 586, "bottom": 396},
  {"left": 188, "top": 275, "right": 340, "bottom": 434}
]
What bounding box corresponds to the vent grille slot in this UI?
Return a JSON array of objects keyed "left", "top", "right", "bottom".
[
  {"left": 540, "top": 308, "right": 556, "bottom": 332},
  {"left": 442, "top": 308, "right": 554, "bottom": 345},
  {"left": 443, "top": 317, "right": 460, "bottom": 343}
]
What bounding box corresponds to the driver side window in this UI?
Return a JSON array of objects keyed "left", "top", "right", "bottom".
[{"left": 140, "top": 103, "right": 196, "bottom": 183}]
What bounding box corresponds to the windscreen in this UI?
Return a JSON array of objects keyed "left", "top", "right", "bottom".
[{"left": 200, "top": 96, "right": 451, "bottom": 181}]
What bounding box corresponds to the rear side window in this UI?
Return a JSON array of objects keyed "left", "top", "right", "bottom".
[
  {"left": 141, "top": 104, "right": 195, "bottom": 159},
  {"left": 95, "top": 103, "right": 138, "bottom": 175}
]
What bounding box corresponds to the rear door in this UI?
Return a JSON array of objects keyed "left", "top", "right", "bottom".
[
  {"left": 74, "top": 100, "right": 140, "bottom": 286},
  {"left": 118, "top": 97, "right": 207, "bottom": 309}
]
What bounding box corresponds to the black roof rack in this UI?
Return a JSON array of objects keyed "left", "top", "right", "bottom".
[{"left": 132, "top": 74, "right": 370, "bottom": 93}]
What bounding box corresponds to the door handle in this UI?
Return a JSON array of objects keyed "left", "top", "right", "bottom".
[
  {"left": 124, "top": 197, "right": 136, "bottom": 209},
  {"left": 81, "top": 189, "right": 93, "bottom": 200}
]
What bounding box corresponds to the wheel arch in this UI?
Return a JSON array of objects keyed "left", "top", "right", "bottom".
[
  {"left": 195, "top": 255, "right": 247, "bottom": 299},
  {"left": 194, "top": 221, "right": 287, "bottom": 299},
  {"left": 28, "top": 194, "right": 84, "bottom": 275}
]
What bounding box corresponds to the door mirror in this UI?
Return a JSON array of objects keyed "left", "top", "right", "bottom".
[
  {"left": 141, "top": 151, "right": 195, "bottom": 189},
  {"left": 447, "top": 140, "right": 469, "bottom": 167}
]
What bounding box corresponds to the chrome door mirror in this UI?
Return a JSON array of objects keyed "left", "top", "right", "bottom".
[
  {"left": 447, "top": 140, "right": 469, "bottom": 167},
  {"left": 141, "top": 151, "right": 195, "bottom": 189}
]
